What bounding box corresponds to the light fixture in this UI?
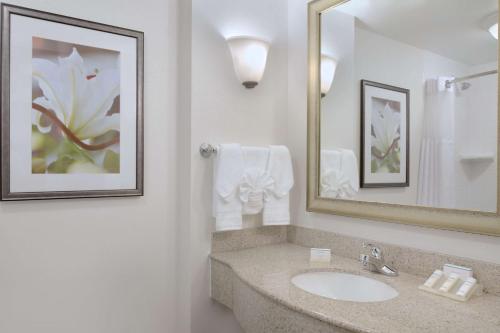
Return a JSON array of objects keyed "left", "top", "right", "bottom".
[
  {"left": 226, "top": 36, "right": 270, "bottom": 89},
  {"left": 321, "top": 55, "right": 337, "bottom": 98},
  {"left": 482, "top": 12, "right": 498, "bottom": 40},
  {"left": 489, "top": 23, "right": 498, "bottom": 40}
]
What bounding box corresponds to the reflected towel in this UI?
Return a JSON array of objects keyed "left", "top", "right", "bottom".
[{"left": 320, "top": 149, "right": 359, "bottom": 199}]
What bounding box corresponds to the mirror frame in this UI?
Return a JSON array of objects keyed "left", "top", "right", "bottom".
[{"left": 307, "top": 0, "right": 500, "bottom": 236}]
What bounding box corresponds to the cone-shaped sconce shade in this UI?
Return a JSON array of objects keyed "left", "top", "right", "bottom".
[
  {"left": 489, "top": 23, "right": 498, "bottom": 39},
  {"left": 321, "top": 55, "right": 337, "bottom": 98},
  {"left": 227, "top": 36, "right": 270, "bottom": 88}
]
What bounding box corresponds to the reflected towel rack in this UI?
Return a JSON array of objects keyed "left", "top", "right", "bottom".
[
  {"left": 200, "top": 143, "right": 218, "bottom": 158},
  {"left": 445, "top": 70, "right": 498, "bottom": 88}
]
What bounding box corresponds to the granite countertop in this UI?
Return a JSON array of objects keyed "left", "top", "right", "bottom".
[{"left": 210, "top": 243, "right": 500, "bottom": 333}]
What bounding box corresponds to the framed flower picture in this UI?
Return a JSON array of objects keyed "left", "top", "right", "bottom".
[
  {"left": 360, "top": 80, "right": 409, "bottom": 188},
  {"left": 0, "top": 4, "right": 144, "bottom": 200}
]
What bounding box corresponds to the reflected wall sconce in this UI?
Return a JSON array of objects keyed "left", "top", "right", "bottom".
[
  {"left": 489, "top": 23, "right": 498, "bottom": 40},
  {"left": 321, "top": 55, "right": 337, "bottom": 98},
  {"left": 482, "top": 12, "right": 498, "bottom": 40},
  {"left": 227, "top": 36, "right": 270, "bottom": 89}
]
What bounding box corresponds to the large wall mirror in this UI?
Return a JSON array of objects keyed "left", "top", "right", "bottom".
[{"left": 307, "top": 0, "right": 500, "bottom": 235}]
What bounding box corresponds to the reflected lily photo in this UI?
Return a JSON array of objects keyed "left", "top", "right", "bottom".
[{"left": 371, "top": 97, "right": 401, "bottom": 173}]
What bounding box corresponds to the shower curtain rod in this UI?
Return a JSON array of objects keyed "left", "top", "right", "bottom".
[{"left": 445, "top": 69, "right": 498, "bottom": 88}]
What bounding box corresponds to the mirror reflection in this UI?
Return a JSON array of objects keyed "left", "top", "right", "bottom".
[{"left": 319, "top": 0, "right": 498, "bottom": 213}]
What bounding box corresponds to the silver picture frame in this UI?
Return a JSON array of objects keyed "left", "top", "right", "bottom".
[{"left": 1, "top": 3, "right": 144, "bottom": 200}]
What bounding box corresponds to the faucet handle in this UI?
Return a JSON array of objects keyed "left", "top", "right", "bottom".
[
  {"left": 362, "top": 242, "right": 382, "bottom": 259},
  {"left": 359, "top": 254, "right": 372, "bottom": 269}
]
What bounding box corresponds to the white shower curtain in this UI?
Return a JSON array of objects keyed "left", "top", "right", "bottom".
[{"left": 417, "top": 77, "right": 456, "bottom": 209}]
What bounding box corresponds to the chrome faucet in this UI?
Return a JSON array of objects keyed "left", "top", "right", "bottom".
[{"left": 360, "top": 243, "right": 398, "bottom": 276}]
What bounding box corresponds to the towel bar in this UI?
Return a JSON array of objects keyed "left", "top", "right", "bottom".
[{"left": 200, "top": 143, "right": 218, "bottom": 158}]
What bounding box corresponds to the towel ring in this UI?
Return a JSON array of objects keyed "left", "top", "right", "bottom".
[{"left": 200, "top": 143, "right": 218, "bottom": 158}]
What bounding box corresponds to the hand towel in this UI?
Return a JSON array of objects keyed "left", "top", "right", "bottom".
[
  {"left": 263, "top": 146, "right": 294, "bottom": 225},
  {"left": 213, "top": 144, "right": 295, "bottom": 229},
  {"left": 239, "top": 168, "right": 274, "bottom": 214},
  {"left": 240, "top": 147, "right": 272, "bottom": 214},
  {"left": 320, "top": 149, "right": 359, "bottom": 199},
  {"left": 339, "top": 149, "right": 359, "bottom": 193},
  {"left": 320, "top": 150, "right": 342, "bottom": 177},
  {"left": 213, "top": 144, "right": 244, "bottom": 231}
]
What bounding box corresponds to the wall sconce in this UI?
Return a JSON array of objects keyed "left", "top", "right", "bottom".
[
  {"left": 227, "top": 36, "right": 270, "bottom": 89},
  {"left": 321, "top": 55, "right": 337, "bottom": 98},
  {"left": 483, "top": 12, "right": 498, "bottom": 40},
  {"left": 489, "top": 23, "right": 498, "bottom": 40}
]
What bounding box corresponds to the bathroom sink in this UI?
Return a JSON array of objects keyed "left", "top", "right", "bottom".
[{"left": 291, "top": 272, "right": 398, "bottom": 302}]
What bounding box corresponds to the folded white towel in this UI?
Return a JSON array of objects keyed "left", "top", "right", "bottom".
[
  {"left": 320, "top": 149, "right": 359, "bottom": 199},
  {"left": 213, "top": 144, "right": 244, "bottom": 231},
  {"left": 263, "top": 146, "right": 294, "bottom": 225},
  {"left": 240, "top": 147, "right": 273, "bottom": 215},
  {"left": 340, "top": 149, "right": 359, "bottom": 192},
  {"left": 213, "top": 144, "right": 294, "bottom": 230},
  {"left": 321, "top": 150, "right": 342, "bottom": 175},
  {"left": 215, "top": 144, "right": 244, "bottom": 199}
]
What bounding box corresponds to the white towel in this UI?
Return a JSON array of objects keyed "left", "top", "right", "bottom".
[
  {"left": 240, "top": 146, "right": 274, "bottom": 215},
  {"left": 321, "top": 150, "right": 342, "bottom": 175},
  {"left": 213, "top": 144, "right": 294, "bottom": 230},
  {"left": 320, "top": 149, "right": 359, "bottom": 199},
  {"left": 340, "top": 149, "right": 359, "bottom": 192},
  {"left": 263, "top": 146, "right": 294, "bottom": 225},
  {"left": 213, "top": 144, "right": 244, "bottom": 231}
]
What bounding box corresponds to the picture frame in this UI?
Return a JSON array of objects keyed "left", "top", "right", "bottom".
[
  {"left": 1, "top": 4, "right": 144, "bottom": 200},
  {"left": 360, "top": 80, "right": 409, "bottom": 188}
]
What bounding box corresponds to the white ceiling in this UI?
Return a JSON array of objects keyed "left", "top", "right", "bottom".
[{"left": 333, "top": 0, "right": 498, "bottom": 66}]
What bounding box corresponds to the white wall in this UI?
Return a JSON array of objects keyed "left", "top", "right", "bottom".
[
  {"left": 288, "top": 0, "right": 500, "bottom": 265},
  {"left": 0, "top": 0, "right": 181, "bottom": 332},
  {"left": 455, "top": 62, "right": 498, "bottom": 212},
  {"left": 320, "top": 10, "right": 356, "bottom": 151},
  {"left": 190, "top": 0, "right": 289, "bottom": 332},
  {"left": 177, "top": 0, "right": 193, "bottom": 332}
]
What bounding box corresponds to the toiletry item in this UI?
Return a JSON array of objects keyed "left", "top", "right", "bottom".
[
  {"left": 439, "top": 273, "right": 460, "bottom": 293},
  {"left": 456, "top": 277, "right": 477, "bottom": 298},
  {"left": 423, "top": 269, "right": 444, "bottom": 288},
  {"left": 443, "top": 264, "right": 473, "bottom": 280},
  {"left": 310, "top": 248, "right": 331, "bottom": 263}
]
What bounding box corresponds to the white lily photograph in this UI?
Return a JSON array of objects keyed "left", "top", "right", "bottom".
[
  {"left": 2, "top": 6, "right": 143, "bottom": 200},
  {"left": 32, "top": 37, "right": 121, "bottom": 175}
]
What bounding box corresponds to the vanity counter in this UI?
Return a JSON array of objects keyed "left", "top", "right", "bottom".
[{"left": 210, "top": 243, "right": 500, "bottom": 333}]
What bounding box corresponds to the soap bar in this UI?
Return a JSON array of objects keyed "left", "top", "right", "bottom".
[
  {"left": 456, "top": 277, "right": 477, "bottom": 298},
  {"left": 423, "top": 269, "right": 444, "bottom": 288},
  {"left": 310, "top": 248, "right": 331, "bottom": 263},
  {"left": 439, "top": 273, "right": 460, "bottom": 293}
]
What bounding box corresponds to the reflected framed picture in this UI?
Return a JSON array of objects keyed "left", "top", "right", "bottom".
[
  {"left": 360, "top": 80, "right": 409, "bottom": 188},
  {"left": 1, "top": 4, "right": 144, "bottom": 200}
]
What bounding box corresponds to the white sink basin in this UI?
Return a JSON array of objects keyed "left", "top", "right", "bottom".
[{"left": 291, "top": 271, "right": 398, "bottom": 302}]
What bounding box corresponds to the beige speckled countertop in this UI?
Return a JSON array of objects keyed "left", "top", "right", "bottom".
[{"left": 211, "top": 243, "right": 500, "bottom": 333}]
